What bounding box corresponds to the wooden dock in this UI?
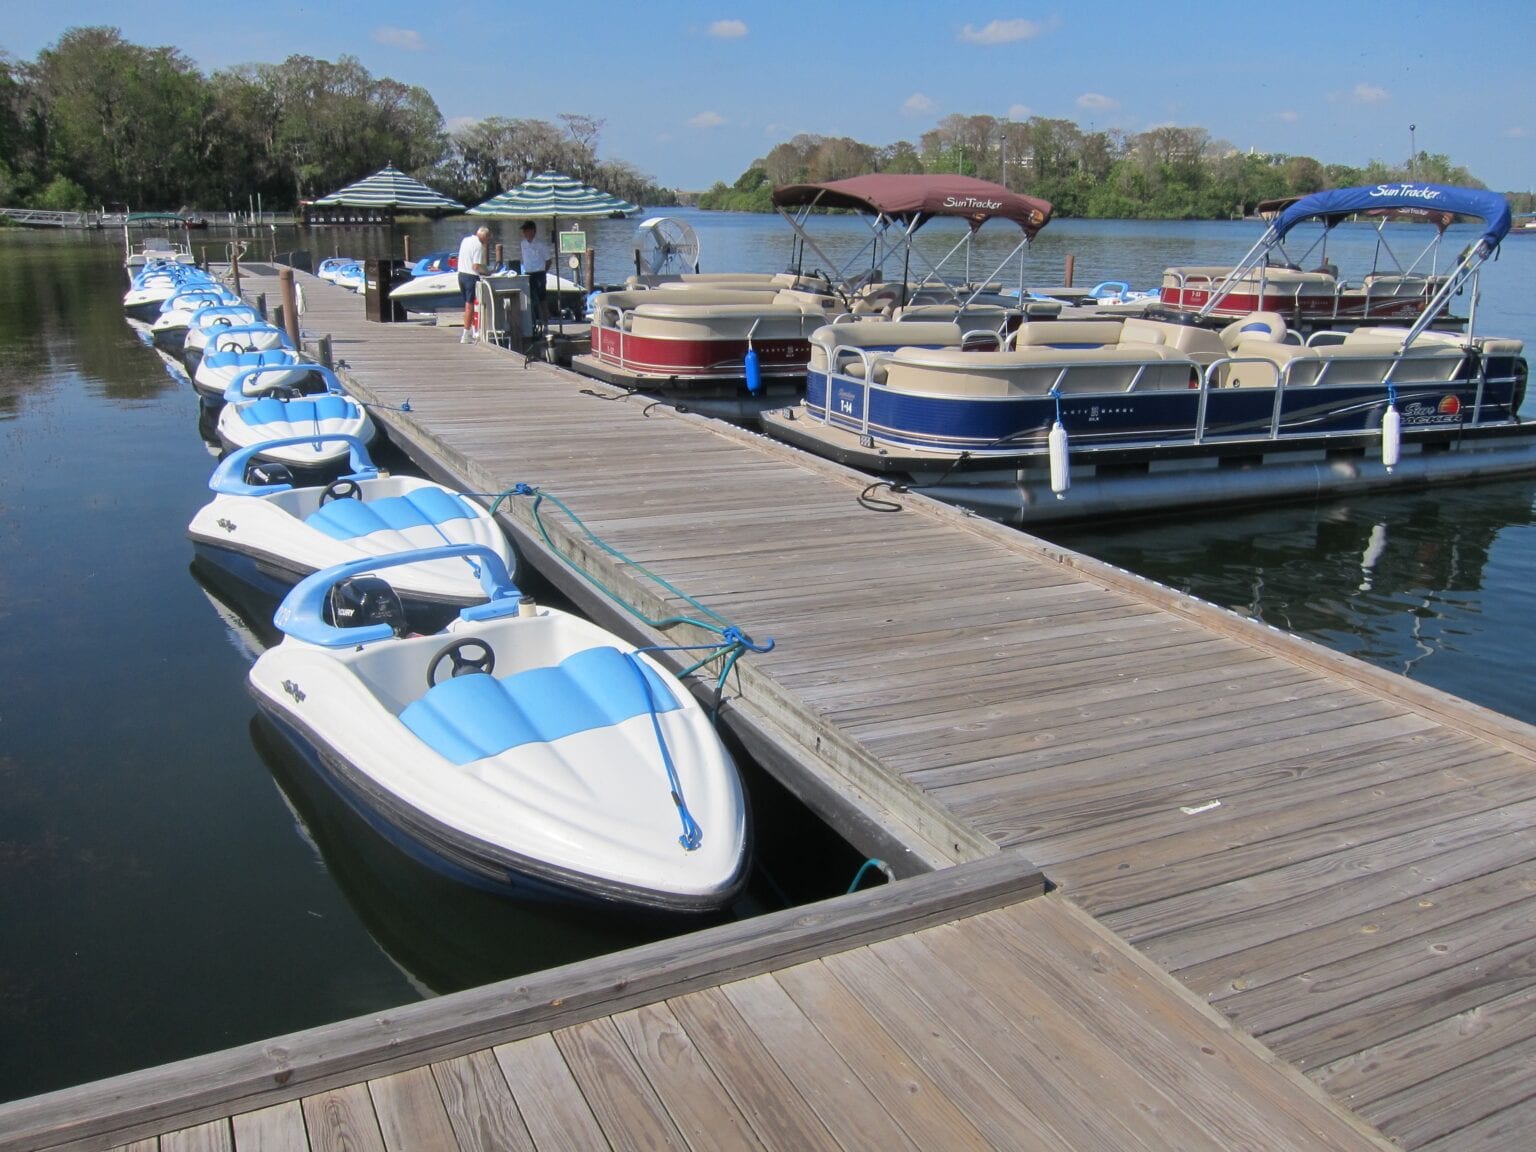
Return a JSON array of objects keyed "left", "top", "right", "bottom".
[{"left": 6, "top": 266, "right": 1534, "bottom": 1150}]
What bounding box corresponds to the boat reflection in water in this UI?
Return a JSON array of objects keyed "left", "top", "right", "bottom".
[
  {"left": 248, "top": 712, "right": 705, "bottom": 994},
  {"left": 1040, "top": 478, "right": 1536, "bottom": 721}
]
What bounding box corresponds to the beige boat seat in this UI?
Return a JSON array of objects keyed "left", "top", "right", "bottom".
[
  {"left": 1219, "top": 311, "right": 1290, "bottom": 350},
  {"left": 810, "top": 321, "right": 970, "bottom": 380},
  {"left": 1223, "top": 339, "right": 1468, "bottom": 389},
  {"left": 626, "top": 302, "right": 815, "bottom": 341},
  {"left": 883, "top": 344, "right": 1199, "bottom": 397}
]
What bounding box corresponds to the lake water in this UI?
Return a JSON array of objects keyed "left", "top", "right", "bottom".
[{"left": 2, "top": 209, "right": 1533, "bottom": 1100}]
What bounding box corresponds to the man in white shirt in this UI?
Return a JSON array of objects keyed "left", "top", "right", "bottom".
[
  {"left": 519, "top": 220, "right": 553, "bottom": 333},
  {"left": 456, "top": 225, "right": 491, "bottom": 341}
]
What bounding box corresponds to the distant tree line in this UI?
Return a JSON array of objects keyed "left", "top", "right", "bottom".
[
  {"left": 0, "top": 27, "right": 676, "bottom": 215},
  {"left": 698, "top": 113, "right": 1496, "bottom": 219}
]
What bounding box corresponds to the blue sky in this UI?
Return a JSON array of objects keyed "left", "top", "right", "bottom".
[{"left": 7, "top": 2, "right": 1535, "bottom": 193}]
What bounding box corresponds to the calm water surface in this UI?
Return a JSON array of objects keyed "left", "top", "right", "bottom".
[{"left": 2, "top": 209, "right": 1533, "bottom": 1098}]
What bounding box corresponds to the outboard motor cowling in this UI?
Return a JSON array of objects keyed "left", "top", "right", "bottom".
[
  {"left": 245, "top": 461, "right": 295, "bottom": 487},
  {"left": 325, "top": 576, "right": 406, "bottom": 637}
]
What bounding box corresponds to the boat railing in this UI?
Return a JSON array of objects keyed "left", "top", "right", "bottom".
[{"left": 819, "top": 339, "right": 1499, "bottom": 450}]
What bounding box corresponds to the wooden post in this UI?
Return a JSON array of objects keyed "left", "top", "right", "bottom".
[
  {"left": 199, "top": 246, "right": 207, "bottom": 270},
  {"left": 255, "top": 292, "right": 267, "bottom": 320},
  {"left": 230, "top": 246, "right": 242, "bottom": 297},
  {"left": 316, "top": 335, "right": 333, "bottom": 370},
  {"left": 1064, "top": 254, "right": 1075, "bottom": 288},
  {"left": 278, "top": 266, "right": 301, "bottom": 348},
  {"left": 494, "top": 243, "right": 504, "bottom": 270},
  {"left": 585, "top": 249, "right": 596, "bottom": 291},
  {"left": 403, "top": 234, "right": 411, "bottom": 263}
]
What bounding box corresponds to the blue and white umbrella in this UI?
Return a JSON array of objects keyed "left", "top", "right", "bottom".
[
  {"left": 313, "top": 164, "right": 464, "bottom": 213},
  {"left": 468, "top": 170, "right": 636, "bottom": 221}
]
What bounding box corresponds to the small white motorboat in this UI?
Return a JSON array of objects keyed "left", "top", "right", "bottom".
[
  {"left": 215, "top": 366, "right": 376, "bottom": 479},
  {"left": 189, "top": 437, "right": 519, "bottom": 627},
  {"left": 248, "top": 545, "right": 750, "bottom": 911},
  {"left": 389, "top": 269, "right": 583, "bottom": 315}
]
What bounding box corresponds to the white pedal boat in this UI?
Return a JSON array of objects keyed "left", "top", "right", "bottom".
[
  {"left": 189, "top": 437, "right": 519, "bottom": 624},
  {"left": 248, "top": 546, "right": 750, "bottom": 911},
  {"left": 215, "top": 366, "right": 376, "bottom": 478}
]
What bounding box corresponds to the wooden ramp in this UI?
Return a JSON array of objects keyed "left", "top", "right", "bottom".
[
  {"left": 0, "top": 875, "right": 1392, "bottom": 1152},
  {"left": 8, "top": 267, "right": 1530, "bottom": 1149}
]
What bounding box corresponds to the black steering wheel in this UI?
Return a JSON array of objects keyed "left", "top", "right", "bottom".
[
  {"left": 319, "top": 478, "right": 362, "bottom": 505},
  {"left": 426, "top": 638, "right": 496, "bottom": 688}
]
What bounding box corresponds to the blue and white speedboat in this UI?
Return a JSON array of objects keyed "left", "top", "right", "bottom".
[
  {"left": 193, "top": 335, "right": 307, "bottom": 400},
  {"left": 147, "top": 286, "right": 242, "bottom": 348},
  {"left": 316, "top": 257, "right": 359, "bottom": 284},
  {"left": 215, "top": 366, "right": 376, "bottom": 480},
  {"left": 123, "top": 262, "right": 220, "bottom": 322},
  {"left": 189, "top": 438, "right": 518, "bottom": 626},
  {"left": 247, "top": 546, "right": 750, "bottom": 911},
  {"left": 182, "top": 305, "right": 267, "bottom": 371}
]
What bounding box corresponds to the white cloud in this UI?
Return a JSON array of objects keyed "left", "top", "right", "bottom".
[
  {"left": 689, "top": 111, "right": 726, "bottom": 129},
  {"left": 1274, "top": 110, "right": 1299, "bottom": 123},
  {"left": 708, "top": 19, "right": 748, "bottom": 39},
  {"left": 1352, "top": 82, "right": 1389, "bottom": 104},
  {"left": 958, "top": 19, "right": 1043, "bottom": 45},
  {"left": 903, "top": 92, "right": 936, "bottom": 116},
  {"left": 1076, "top": 92, "right": 1119, "bottom": 112},
  {"left": 373, "top": 26, "right": 424, "bottom": 50},
  {"left": 1506, "top": 126, "right": 1529, "bottom": 139},
  {"left": 1006, "top": 103, "right": 1032, "bottom": 120}
]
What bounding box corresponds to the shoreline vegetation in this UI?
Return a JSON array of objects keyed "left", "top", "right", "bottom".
[{"left": 2, "top": 26, "right": 1530, "bottom": 224}]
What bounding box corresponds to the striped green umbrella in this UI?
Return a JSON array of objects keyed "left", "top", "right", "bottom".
[
  {"left": 468, "top": 171, "right": 636, "bottom": 220},
  {"left": 313, "top": 164, "right": 464, "bottom": 213}
]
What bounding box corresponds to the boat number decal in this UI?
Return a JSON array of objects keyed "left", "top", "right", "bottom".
[
  {"left": 1400, "top": 396, "right": 1463, "bottom": 426},
  {"left": 215, "top": 517, "right": 237, "bottom": 533},
  {"left": 282, "top": 680, "right": 306, "bottom": 703}
]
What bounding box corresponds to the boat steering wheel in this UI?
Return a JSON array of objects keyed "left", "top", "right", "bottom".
[
  {"left": 426, "top": 638, "right": 496, "bottom": 687},
  {"left": 319, "top": 478, "right": 362, "bottom": 505}
]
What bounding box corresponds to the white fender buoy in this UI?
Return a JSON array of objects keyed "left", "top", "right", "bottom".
[
  {"left": 1048, "top": 419, "right": 1070, "bottom": 496},
  {"left": 1381, "top": 404, "right": 1401, "bottom": 472}
]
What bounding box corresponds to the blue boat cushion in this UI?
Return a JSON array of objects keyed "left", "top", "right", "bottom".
[
  {"left": 398, "top": 646, "right": 682, "bottom": 766},
  {"left": 305, "top": 488, "right": 474, "bottom": 540},
  {"left": 237, "top": 394, "right": 353, "bottom": 427}
]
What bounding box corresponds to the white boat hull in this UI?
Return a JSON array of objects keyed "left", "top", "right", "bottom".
[
  {"left": 249, "top": 606, "right": 748, "bottom": 911},
  {"left": 189, "top": 477, "right": 518, "bottom": 607}
]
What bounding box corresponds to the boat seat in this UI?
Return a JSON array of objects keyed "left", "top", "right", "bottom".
[
  {"left": 1222, "top": 340, "right": 1467, "bottom": 389},
  {"left": 626, "top": 302, "right": 813, "bottom": 340},
  {"left": 809, "top": 321, "right": 968, "bottom": 379},
  {"left": 1009, "top": 319, "right": 1127, "bottom": 349},
  {"left": 1219, "top": 312, "right": 1289, "bottom": 350},
  {"left": 235, "top": 393, "right": 354, "bottom": 427},
  {"left": 884, "top": 344, "right": 1199, "bottom": 396},
  {"left": 398, "top": 646, "right": 680, "bottom": 766},
  {"left": 305, "top": 488, "right": 474, "bottom": 541},
  {"left": 1361, "top": 273, "right": 1440, "bottom": 297}
]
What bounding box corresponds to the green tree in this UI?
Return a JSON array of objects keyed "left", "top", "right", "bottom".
[{"left": 33, "top": 27, "right": 211, "bottom": 208}]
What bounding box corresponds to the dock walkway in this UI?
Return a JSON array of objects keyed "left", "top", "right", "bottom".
[{"left": 4, "top": 266, "right": 1533, "bottom": 1150}]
